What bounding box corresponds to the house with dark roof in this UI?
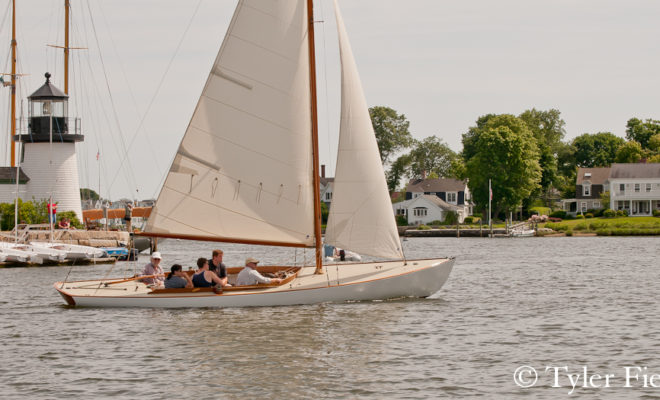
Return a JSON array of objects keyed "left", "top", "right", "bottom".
[
  {"left": 562, "top": 167, "right": 610, "bottom": 215},
  {"left": 393, "top": 178, "right": 473, "bottom": 224},
  {"left": 609, "top": 163, "right": 660, "bottom": 216},
  {"left": 319, "top": 165, "right": 334, "bottom": 206},
  {"left": 0, "top": 167, "right": 30, "bottom": 203}
]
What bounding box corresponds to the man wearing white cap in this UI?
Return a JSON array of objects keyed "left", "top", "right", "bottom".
[
  {"left": 140, "top": 251, "right": 165, "bottom": 287},
  {"left": 236, "top": 257, "right": 282, "bottom": 286}
]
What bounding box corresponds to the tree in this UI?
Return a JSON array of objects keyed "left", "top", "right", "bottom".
[
  {"left": 615, "top": 141, "right": 644, "bottom": 163},
  {"left": 519, "top": 109, "right": 566, "bottom": 199},
  {"left": 405, "top": 136, "right": 458, "bottom": 179},
  {"left": 571, "top": 132, "right": 625, "bottom": 167},
  {"left": 386, "top": 153, "right": 412, "bottom": 192},
  {"left": 626, "top": 118, "right": 660, "bottom": 150},
  {"left": 80, "top": 188, "right": 100, "bottom": 201},
  {"left": 369, "top": 106, "right": 414, "bottom": 165},
  {"left": 464, "top": 116, "right": 541, "bottom": 217}
]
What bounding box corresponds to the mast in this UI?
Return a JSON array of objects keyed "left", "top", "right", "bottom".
[
  {"left": 10, "top": 0, "right": 16, "bottom": 167},
  {"left": 64, "top": 0, "right": 69, "bottom": 95},
  {"left": 307, "top": 0, "right": 323, "bottom": 274}
]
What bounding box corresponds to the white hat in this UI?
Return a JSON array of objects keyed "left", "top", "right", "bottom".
[
  {"left": 245, "top": 257, "right": 259, "bottom": 264},
  {"left": 151, "top": 251, "right": 162, "bottom": 259}
]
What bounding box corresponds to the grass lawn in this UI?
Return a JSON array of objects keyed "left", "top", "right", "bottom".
[{"left": 541, "top": 216, "right": 660, "bottom": 235}]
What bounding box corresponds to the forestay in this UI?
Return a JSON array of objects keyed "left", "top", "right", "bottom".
[
  {"left": 145, "top": 0, "right": 315, "bottom": 246},
  {"left": 324, "top": 0, "right": 403, "bottom": 260}
]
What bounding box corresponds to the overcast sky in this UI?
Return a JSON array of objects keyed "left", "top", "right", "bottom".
[{"left": 1, "top": 0, "right": 659, "bottom": 201}]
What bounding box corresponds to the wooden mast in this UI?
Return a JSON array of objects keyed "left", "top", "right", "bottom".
[
  {"left": 307, "top": 0, "right": 323, "bottom": 274},
  {"left": 10, "top": 0, "right": 16, "bottom": 167},
  {"left": 64, "top": 0, "right": 69, "bottom": 95}
]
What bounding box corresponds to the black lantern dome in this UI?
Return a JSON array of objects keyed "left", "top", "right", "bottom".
[{"left": 15, "top": 72, "right": 83, "bottom": 143}]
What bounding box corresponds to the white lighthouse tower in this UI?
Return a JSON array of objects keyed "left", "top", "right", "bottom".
[{"left": 15, "top": 72, "right": 83, "bottom": 220}]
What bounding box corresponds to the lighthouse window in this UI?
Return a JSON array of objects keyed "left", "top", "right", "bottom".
[{"left": 42, "top": 102, "right": 51, "bottom": 115}]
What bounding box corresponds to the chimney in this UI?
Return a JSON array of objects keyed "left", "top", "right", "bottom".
[
  {"left": 421, "top": 170, "right": 427, "bottom": 179},
  {"left": 321, "top": 164, "right": 326, "bottom": 178}
]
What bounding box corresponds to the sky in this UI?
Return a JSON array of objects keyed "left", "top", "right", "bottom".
[{"left": 1, "top": 0, "right": 660, "bottom": 201}]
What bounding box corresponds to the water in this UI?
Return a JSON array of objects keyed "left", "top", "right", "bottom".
[{"left": 1, "top": 236, "right": 659, "bottom": 399}]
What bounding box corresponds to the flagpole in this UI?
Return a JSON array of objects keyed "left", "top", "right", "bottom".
[{"left": 488, "top": 179, "right": 492, "bottom": 238}]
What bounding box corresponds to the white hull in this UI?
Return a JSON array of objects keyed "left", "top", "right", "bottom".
[
  {"left": 31, "top": 242, "right": 105, "bottom": 260},
  {"left": 55, "top": 258, "right": 454, "bottom": 308},
  {"left": 0, "top": 243, "right": 43, "bottom": 264},
  {"left": 511, "top": 229, "right": 535, "bottom": 237}
]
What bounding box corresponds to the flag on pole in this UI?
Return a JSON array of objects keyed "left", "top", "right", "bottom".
[
  {"left": 489, "top": 187, "right": 492, "bottom": 201},
  {"left": 96, "top": 150, "right": 100, "bottom": 161}
]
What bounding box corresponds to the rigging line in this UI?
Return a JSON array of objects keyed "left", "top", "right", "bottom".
[
  {"left": 0, "top": 0, "right": 9, "bottom": 33},
  {"left": 84, "top": 2, "right": 139, "bottom": 196},
  {"left": 109, "top": 0, "right": 205, "bottom": 198},
  {"left": 95, "top": 1, "right": 162, "bottom": 176}
]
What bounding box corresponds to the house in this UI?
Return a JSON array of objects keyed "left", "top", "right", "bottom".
[
  {"left": 562, "top": 167, "right": 610, "bottom": 215},
  {"left": 609, "top": 163, "right": 660, "bottom": 216},
  {"left": 393, "top": 194, "right": 467, "bottom": 225},
  {"left": 404, "top": 178, "right": 473, "bottom": 215},
  {"left": 392, "top": 178, "right": 473, "bottom": 224},
  {"left": 0, "top": 167, "right": 29, "bottom": 203},
  {"left": 320, "top": 165, "right": 334, "bottom": 206}
]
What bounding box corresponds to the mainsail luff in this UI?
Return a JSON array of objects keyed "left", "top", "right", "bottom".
[
  {"left": 324, "top": 0, "right": 404, "bottom": 260},
  {"left": 144, "top": 0, "right": 316, "bottom": 247}
]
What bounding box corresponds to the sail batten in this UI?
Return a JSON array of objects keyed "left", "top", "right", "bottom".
[
  {"left": 146, "top": 0, "right": 315, "bottom": 246},
  {"left": 324, "top": 0, "right": 404, "bottom": 260}
]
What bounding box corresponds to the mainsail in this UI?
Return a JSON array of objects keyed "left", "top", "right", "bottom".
[
  {"left": 145, "top": 0, "right": 315, "bottom": 246},
  {"left": 324, "top": 0, "right": 404, "bottom": 260}
]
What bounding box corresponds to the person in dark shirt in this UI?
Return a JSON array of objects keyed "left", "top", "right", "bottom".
[
  {"left": 192, "top": 258, "right": 224, "bottom": 288},
  {"left": 208, "top": 249, "right": 228, "bottom": 286},
  {"left": 164, "top": 264, "right": 193, "bottom": 289}
]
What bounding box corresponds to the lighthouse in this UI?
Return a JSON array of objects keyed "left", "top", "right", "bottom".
[{"left": 14, "top": 72, "right": 83, "bottom": 220}]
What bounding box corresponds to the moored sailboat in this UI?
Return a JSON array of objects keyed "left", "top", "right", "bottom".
[{"left": 54, "top": 0, "right": 454, "bottom": 308}]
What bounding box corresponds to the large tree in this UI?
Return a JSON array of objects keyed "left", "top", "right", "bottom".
[
  {"left": 571, "top": 132, "right": 625, "bottom": 167},
  {"left": 626, "top": 118, "right": 660, "bottom": 150},
  {"left": 518, "top": 109, "right": 566, "bottom": 198},
  {"left": 369, "top": 106, "right": 414, "bottom": 165},
  {"left": 463, "top": 115, "right": 541, "bottom": 216},
  {"left": 615, "top": 141, "right": 644, "bottom": 163},
  {"left": 405, "top": 136, "right": 458, "bottom": 179}
]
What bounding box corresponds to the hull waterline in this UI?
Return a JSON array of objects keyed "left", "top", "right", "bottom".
[{"left": 55, "top": 258, "right": 454, "bottom": 308}]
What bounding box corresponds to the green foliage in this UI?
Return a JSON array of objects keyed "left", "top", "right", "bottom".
[
  {"left": 649, "top": 133, "right": 660, "bottom": 152},
  {"left": 428, "top": 220, "right": 443, "bottom": 225},
  {"left": 463, "top": 114, "right": 542, "bottom": 215},
  {"left": 574, "top": 222, "right": 588, "bottom": 230},
  {"left": 519, "top": 108, "right": 565, "bottom": 197},
  {"left": 615, "top": 141, "right": 644, "bottom": 163},
  {"left": 369, "top": 106, "right": 414, "bottom": 165},
  {"left": 616, "top": 209, "right": 627, "bottom": 217},
  {"left": 529, "top": 206, "right": 551, "bottom": 216},
  {"left": 576, "top": 214, "right": 585, "bottom": 219},
  {"left": 395, "top": 215, "right": 408, "bottom": 226},
  {"left": 625, "top": 118, "right": 660, "bottom": 150},
  {"left": 550, "top": 210, "right": 567, "bottom": 219},
  {"left": 463, "top": 216, "right": 475, "bottom": 224},
  {"left": 406, "top": 136, "right": 458, "bottom": 179},
  {"left": 600, "top": 191, "right": 610, "bottom": 210},
  {"left": 572, "top": 132, "right": 625, "bottom": 167},
  {"left": 585, "top": 213, "right": 594, "bottom": 218},
  {"left": 443, "top": 211, "right": 458, "bottom": 225},
  {"left": 320, "top": 202, "right": 329, "bottom": 224},
  {"left": 0, "top": 199, "right": 49, "bottom": 230},
  {"left": 603, "top": 209, "right": 616, "bottom": 218},
  {"left": 80, "top": 188, "right": 100, "bottom": 201},
  {"left": 417, "top": 224, "right": 431, "bottom": 230},
  {"left": 653, "top": 210, "right": 660, "bottom": 217},
  {"left": 386, "top": 154, "right": 412, "bottom": 192}
]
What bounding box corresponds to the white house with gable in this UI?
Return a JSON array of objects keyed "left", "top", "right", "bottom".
[
  {"left": 609, "top": 163, "right": 660, "bottom": 216},
  {"left": 393, "top": 194, "right": 467, "bottom": 225}
]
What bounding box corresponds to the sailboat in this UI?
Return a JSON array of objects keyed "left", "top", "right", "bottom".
[{"left": 54, "top": 0, "right": 454, "bottom": 308}]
